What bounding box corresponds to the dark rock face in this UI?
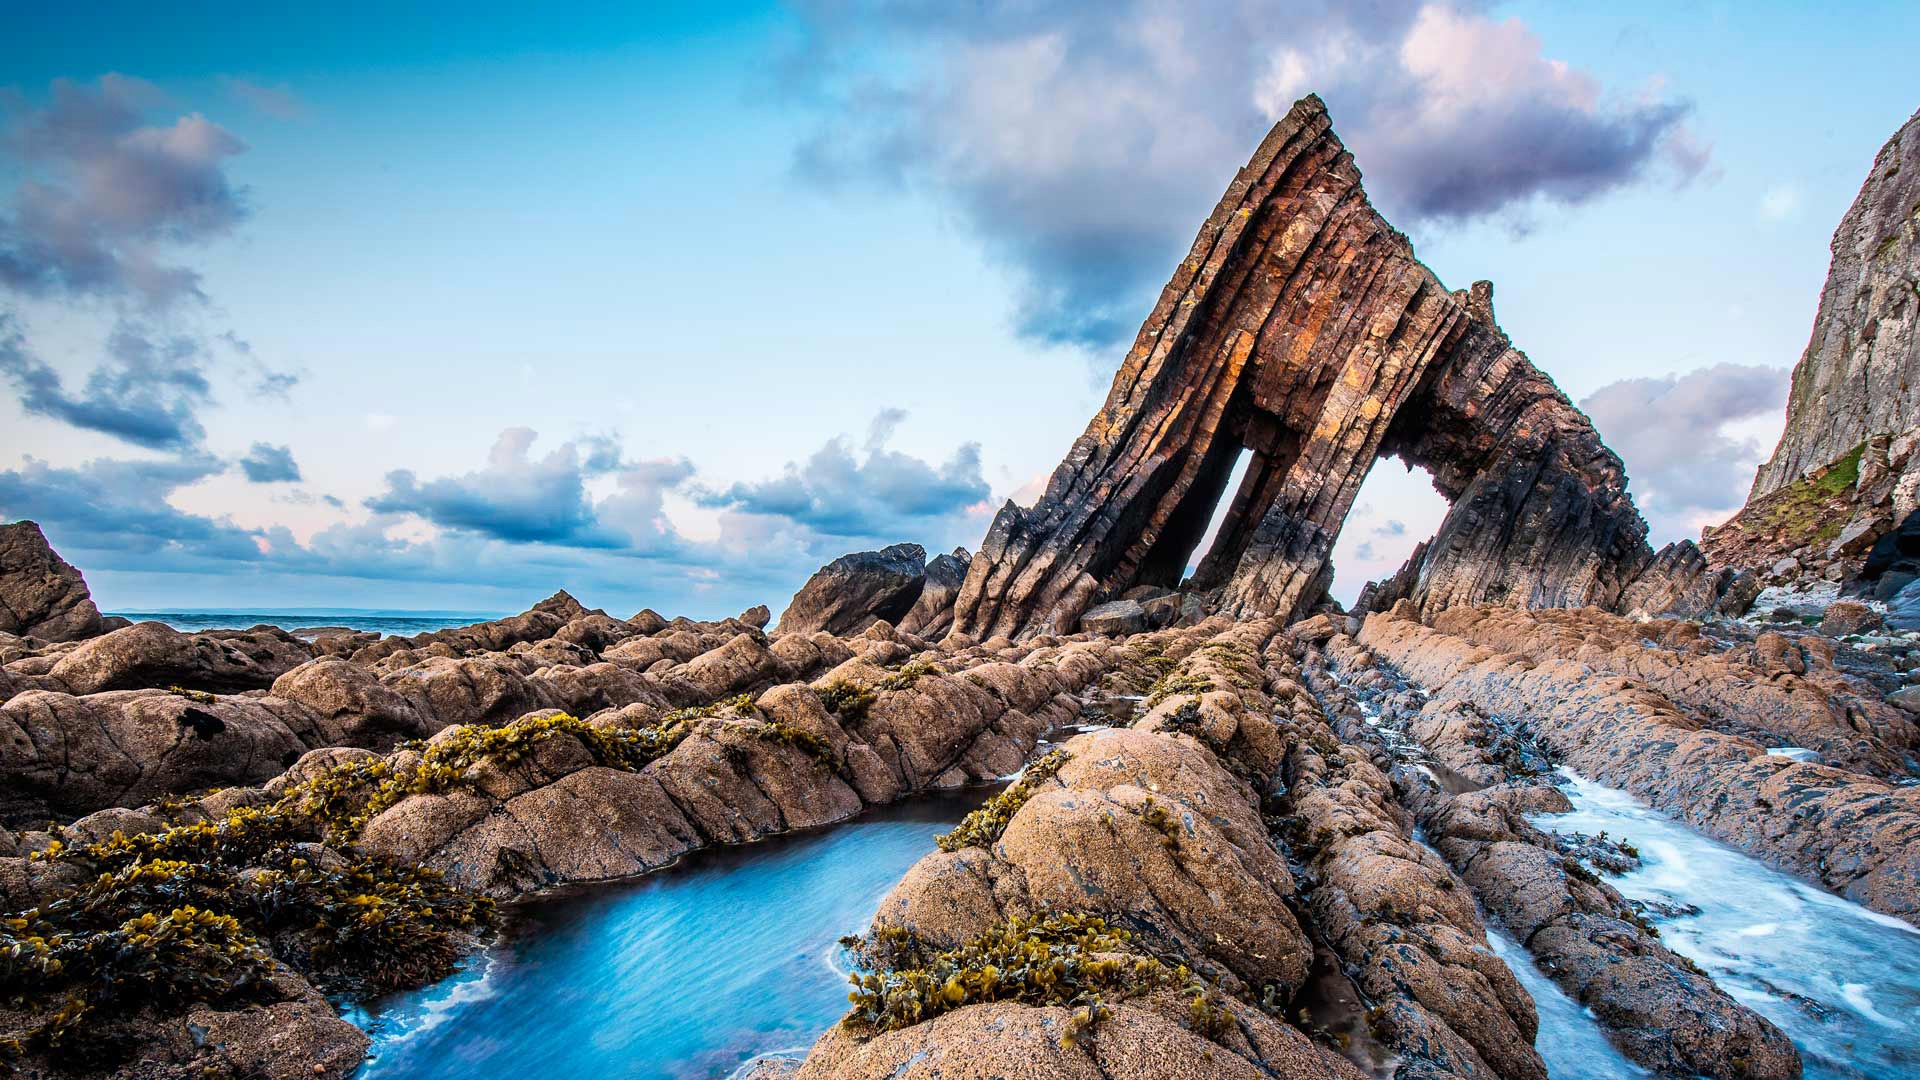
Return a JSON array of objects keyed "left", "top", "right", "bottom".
[
  {"left": 778, "top": 543, "right": 927, "bottom": 635},
  {"left": 946, "top": 96, "right": 1694, "bottom": 640},
  {"left": 1615, "top": 540, "right": 1757, "bottom": 618},
  {"left": 1751, "top": 106, "right": 1920, "bottom": 498},
  {"left": 1079, "top": 599, "right": 1148, "bottom": 636},
  {"left": 1848, "top": 507, "right": 1920, "bottom": 621},
  {"left": 895, "top": 548, "right": 970, "bottom": 638},
  {"left": 0, "top": 521, "right": 103, "bottom": 642}
]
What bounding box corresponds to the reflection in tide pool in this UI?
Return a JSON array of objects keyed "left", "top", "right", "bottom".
[
  {"left": 1534, "top": 768, "right": 1920, "bottom": 1080},
  {"left": 353, "top": 791, "right": 987, "bottom": 1080}
]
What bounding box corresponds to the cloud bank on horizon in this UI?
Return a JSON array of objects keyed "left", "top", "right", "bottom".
[{"left": 0, "top": 5, "right": 1816, "bottom": 616}]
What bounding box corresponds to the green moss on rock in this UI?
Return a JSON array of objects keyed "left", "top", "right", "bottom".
[
  {"left": 1143, "top": 672, "right": 1214, "bottom": 712},
  {"left": 816, "top": 678, "right": 877, "bottom": 721},
  {"left": 845, "top": 912, "right": 1201, "bottom": 1039},
  {"left": 935, "top": 749, "right": 1070, "bottom": 853}
]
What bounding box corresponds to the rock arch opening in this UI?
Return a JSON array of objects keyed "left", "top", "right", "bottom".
[
  {"left": 945, "top": 95, "right": 1737, "bottom": 641},
  {"left": 1180, "top": 447, "right": 1255, "bottom": 583},
  {"left": 1331, "top": 460, "right": 1450, "bottom": 608}
]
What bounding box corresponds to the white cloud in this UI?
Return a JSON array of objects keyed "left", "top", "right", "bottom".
[
  {"left": 1580, "top": 364, "right": 1788, "bottom": 542},
  {"left": 790, "top": 1, "right": 1708, "bottom": 347}
]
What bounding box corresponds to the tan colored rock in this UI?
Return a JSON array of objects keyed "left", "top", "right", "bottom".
[
  {"left": 50, "top": 621, "right": 313, "bottom": 695},
  {"left": 0, "top": 688, "right": 333, "bottom": 823},
  {"left": 530, "top": 660, "right": 670, "bottom": 716},
  {"left": 796, "top": 997, "right": 1364, "bottom": 1080},
  {"left": 272, "top": 656, "right": 435, "bottom": 746},
  {"left": 378, "top": 654, "right": 559, "bottom": 729},
  {"left": 668, "top": 631, "right": 780, "bottom": 702}
]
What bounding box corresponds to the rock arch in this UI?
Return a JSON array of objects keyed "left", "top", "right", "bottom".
[{"left": 949, "top": 95, "right": 1728, "bottom": 640}]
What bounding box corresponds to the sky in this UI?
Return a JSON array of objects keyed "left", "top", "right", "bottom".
[{"left": 1, "top": 1, "right": 1916, "bottom": 619}]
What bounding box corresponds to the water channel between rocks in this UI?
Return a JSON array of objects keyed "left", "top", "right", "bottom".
[
  {"left": 350, "top": 788, "right": 994, "bottom": 1080},
  {"left": 348, "top": 724, "right": 1920, "bottom": 1080},
  {"left": 1533, "top": 768, "right": 1920, "bottom": 1080}
]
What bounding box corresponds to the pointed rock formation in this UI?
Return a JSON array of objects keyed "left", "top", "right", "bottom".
[
  {"left": 0, "top": 521, "right": 104, "bottom": 642},
  {"left": 895, "top": 547, "right": 970, "bottom": 638},
  {"left": 949, "top": 96, "right": 1686, "bottom": 639},
  {"left": 1705, "top": 106, "right": 1920, "bottom": 595}
]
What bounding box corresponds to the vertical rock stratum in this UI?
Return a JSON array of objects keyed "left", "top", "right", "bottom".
[
  {"left": 1749, "top": 106, "right": 1920, "bottom": 499},
  {"left": 948, "top": 95, "right": 1707, "bottom": 640}
]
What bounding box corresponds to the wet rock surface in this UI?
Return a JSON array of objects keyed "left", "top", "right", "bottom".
[{"left": 1303, "top": 633, "right": 1800, "bottom": 1079}]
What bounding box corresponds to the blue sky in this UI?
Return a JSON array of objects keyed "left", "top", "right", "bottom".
[{"left": 2, "top": 2, "right": 1916, "bottom": 618}]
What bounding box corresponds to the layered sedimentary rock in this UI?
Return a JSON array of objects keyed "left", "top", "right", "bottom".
[
  {"left": 1750, "top": 106, "right": 1920, "bottom": 498},
  {"left": 780, "top": 543, "right": 928, "bottom": 635},
  {"left": 947, "top": 96, "right": 1691, "bottom": 640},
  {"left": 0, "top": 520, "right": 103, "bottom": 642},
  {"left": 1426, "top": 605, "right": 1919, "bottom": 777}
]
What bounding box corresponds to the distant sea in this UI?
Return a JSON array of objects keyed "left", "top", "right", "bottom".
[{"left": 105, "top": 609, "right": 504, "bottom": 638}]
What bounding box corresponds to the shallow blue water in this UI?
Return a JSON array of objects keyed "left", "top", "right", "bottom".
[
  {"left": 352, "top": 792, "right": 985, "bottom": 1080},
  {"left": 1535, "top": 769, "right": 1920, "bottom": 1080},
  {"left": 108, "top": 609, "right": 502, "bottom": 637}
]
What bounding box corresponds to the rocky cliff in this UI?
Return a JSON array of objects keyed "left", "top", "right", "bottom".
[
  {"left": 946, "top": 95, "right": 1715, "bottom": 640},
  {"left": 1702, "top": 106, "right": 1920, "bottom": 598},
  {"left": 1749, "top": 106, "right": 1920, "bottom": 499}
]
